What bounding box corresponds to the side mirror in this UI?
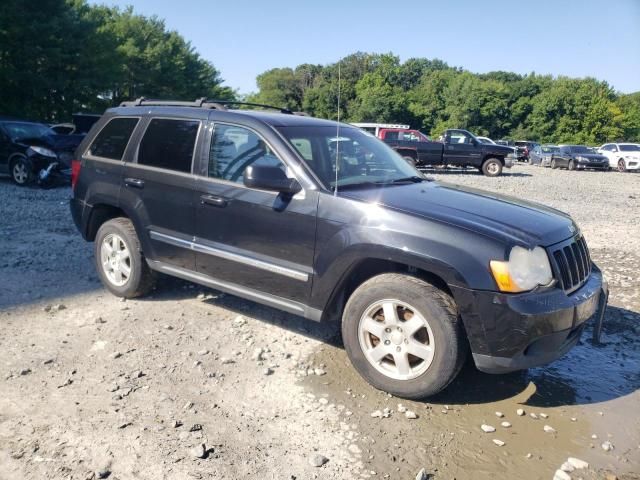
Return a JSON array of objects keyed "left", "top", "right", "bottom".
[{"left": 243, "top": 165, "right": 302, "bottom": 195}]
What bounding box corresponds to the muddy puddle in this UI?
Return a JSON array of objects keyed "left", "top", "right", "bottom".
[{"left": 304, "top": 270, "right": 640, "bottom": 479}]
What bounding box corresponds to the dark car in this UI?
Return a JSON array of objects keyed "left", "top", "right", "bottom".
[
  {"left": 0, "top": 120, "right": 79, "bottom": 186},
  {"left": 514, "top": 140, "right": 539, "bottom": 162},
  {"left": 550, "top": 145, "right": 609, "bottom": 171},
  {"left": 70, "top": 98, "right": 608, "bottom": 399},
  {"left": 530, "top": 144, "right": 559, "bottom": 166}
]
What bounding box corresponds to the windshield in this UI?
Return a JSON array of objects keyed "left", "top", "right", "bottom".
[
  {"left": 569, "top": 146, "right": 591, "bottom": 154},
  {"left": 3, "top": 122, "right": 52, "bottom": 141},
  {"left": 277, "top": 126, "right": 420, "bottom": 189},
  {"left": 620, "top": 144, "right": 640, "bottom": 152}
]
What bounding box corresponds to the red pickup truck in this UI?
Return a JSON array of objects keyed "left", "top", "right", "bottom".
[{"left": 353, "top": 124, "right": 515, "bottom": 177}]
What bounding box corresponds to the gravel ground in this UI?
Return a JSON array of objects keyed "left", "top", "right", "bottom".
[{"left": 0, "top": 164, "right": 639, "bottom": 480}]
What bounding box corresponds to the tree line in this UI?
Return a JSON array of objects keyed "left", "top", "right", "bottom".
[
  {"left": 248, "top": 53, "right": 640, "bottom": 144},
  {"left": 0, "top": 0, "right": 233, "bottom": 122},
  {"left": 1, "top": 2, "right": 638, "bottom": 144}
]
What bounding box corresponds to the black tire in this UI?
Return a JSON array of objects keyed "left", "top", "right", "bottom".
[
  {"left": 551, "top": 159, "right": 557, "bottom": 169},
  {"left": 481, "top": 158, "right": 503, "bottom": 177},
  {"left": 10, "top": 156, "right": 33, "bottom": 186},
  {"left": 568, "top": 160, "right": 575, "bottom": 171},
  {"left": 618, "top": 159, "right": 626, "bottom": 172},
  {"left": 341, "top": 274, "right": 467, "bottom": 399},
  {"left": 94, "top": 217, "right": 156, "bottom": 298}
]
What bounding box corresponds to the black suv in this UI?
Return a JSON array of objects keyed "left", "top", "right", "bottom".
[{"left": 70, "top": 99, "right": 608, "bottom": 399}]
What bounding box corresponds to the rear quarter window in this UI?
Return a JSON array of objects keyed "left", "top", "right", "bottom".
[
  {"left": 137, "top": 118, "right": 200, "bottom": 173},
  {"left": 87, "top": 117, "right": 139, "bottom": 160}
]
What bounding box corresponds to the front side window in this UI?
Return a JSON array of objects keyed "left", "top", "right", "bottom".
[
  {"left": 619, "top": 144, "right": 640, "bottom": 152},
  {"left": 448, "top": 130, "right": 474, "bottom": 144},
  {"left": 208, "top": 124, "right": 285, "bottom": 183},
  {"left": 138, "top": 118, "right": 199, "bottom": 173},
  {"left": 88, "top": 117, "right": 139, "bottom": 160},
  {"left": 278, "top": 126, "right": 418, "bottom": 189}
]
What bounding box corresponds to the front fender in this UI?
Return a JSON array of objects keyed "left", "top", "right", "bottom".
[{"left": 310, "top": 194, "right": 505, "bottom": 310}]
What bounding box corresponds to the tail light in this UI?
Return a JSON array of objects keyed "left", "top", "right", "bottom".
[{"left": 71, "top": 159, "right": 81, "bottom": 190}]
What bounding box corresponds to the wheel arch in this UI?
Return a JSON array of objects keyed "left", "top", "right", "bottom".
[{"left": 319, "top": 256, "right": 456, "bottom": 324}]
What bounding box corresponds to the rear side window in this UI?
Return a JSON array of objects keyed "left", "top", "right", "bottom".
[
  {"left": 138, "top": 118, "right": 200, "bottom": 173},
  {"left": 87, "top": 117, "right": 139, "bottom": 160}
]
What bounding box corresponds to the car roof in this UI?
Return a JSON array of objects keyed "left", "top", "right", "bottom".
[{"left": 106, "top": 105, "right": 343, "bottom": 129}]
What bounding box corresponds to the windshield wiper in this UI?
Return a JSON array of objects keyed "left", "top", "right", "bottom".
[{"left": 376, "top": 176, "right": 424, "bottom": 185}]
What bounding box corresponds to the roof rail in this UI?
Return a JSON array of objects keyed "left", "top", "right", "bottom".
[
  {"left": 119, "top": 97, "right": 228, "bottom": 110},
  {"left": 205, "top": 100, "right": 294, "bottom": 114},
  {"left": 118, "top": 97, "right": 310, "bottom": 116}
]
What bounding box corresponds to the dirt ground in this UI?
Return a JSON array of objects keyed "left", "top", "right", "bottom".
[{"left": 1, "top": 164, "right": 639, "bottom": 480}]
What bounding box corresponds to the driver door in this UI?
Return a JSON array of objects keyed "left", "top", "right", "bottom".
[
  {"left": 443, "top": 130, "right": 482, "bottom": 166},
  {"left": 194, "top": 122, "right": 318, "bottom": 304}
]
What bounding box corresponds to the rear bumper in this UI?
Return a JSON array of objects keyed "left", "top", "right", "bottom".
[
  {"left": 451, "top": 266, "right": 607, "bottom": 373},
  {"left": 70, "top": 197, "right": 90, "bottom": 239}
]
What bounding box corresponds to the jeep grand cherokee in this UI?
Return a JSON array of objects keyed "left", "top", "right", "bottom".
[{"left": 70, "top": 98, "right": 608, "bottom": 398}]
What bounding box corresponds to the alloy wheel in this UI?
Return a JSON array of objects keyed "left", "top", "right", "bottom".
[
  {"left": 358, "top": 299, "right": 435, "bottom": 381},
  {"left": 100, "top": 233, "right": 132, "bottom": 286}
]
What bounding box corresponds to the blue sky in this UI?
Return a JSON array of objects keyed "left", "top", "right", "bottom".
[{"left": 91, "top": 0, "right": 640, "bottom": 94}]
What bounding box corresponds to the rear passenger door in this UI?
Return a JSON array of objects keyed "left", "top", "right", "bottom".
[{"left": 120, "top": 117, "right": 201, "bottom": 270}]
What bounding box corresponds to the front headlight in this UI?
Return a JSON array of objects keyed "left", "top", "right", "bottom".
[
  {"left": 490, "top": 246, "right": 553, "bottom": 293},
  {"left": 28, "top": 146, "right": 57, "bottom": 158},
  {"left": 575, "top": 155, "right": 587, "bottom": 162}
]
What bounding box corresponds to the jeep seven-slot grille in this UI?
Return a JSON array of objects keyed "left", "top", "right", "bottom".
[{"left": 550, "top": 236, "right": 591, "bottom": 293}]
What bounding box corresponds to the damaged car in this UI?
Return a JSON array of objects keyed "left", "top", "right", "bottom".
[{"left": 0, "top": 119, "right": 79, "bottom": 186}]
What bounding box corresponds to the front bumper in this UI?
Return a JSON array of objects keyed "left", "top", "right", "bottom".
[
  {"left": 451, "top": 266, "right": 608, "bottom": 373},
  {"left": 577, "top": 160, "right": 608, "bottom": 170}
]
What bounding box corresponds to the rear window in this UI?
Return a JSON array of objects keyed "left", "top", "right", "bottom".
[
  {"left": 138, "top": 118, "right": 200, "bottom": 173},
  {"left": 87, "top": 117, "right": 139, "bottom": 160}
]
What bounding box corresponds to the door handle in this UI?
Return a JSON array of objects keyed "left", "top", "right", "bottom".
[
  {"left": 124, "top": 177, "right": 145, "bottom": 189},
  {"left": 200, "top": 194, "right": 228, "bottom": 207}
]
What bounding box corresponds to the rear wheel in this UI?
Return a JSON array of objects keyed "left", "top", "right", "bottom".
[
  {"left": 568, "top": 160, "right": 575, "bottom": 171},
  {"left": 10, "top": 157, "right": 33, "bottom": 186},
  {"left": 481, "top": 158, "right": 503, "bottom": 177},
  {"left": 551, "top": 159, "right": 557, "bottom": 169},
  {"left": 94, "top": 217, "right": 156, "bottom": 298},
  {"left": 618, "top": 159, "right": 626, "bottom": 172},
  {"left": 341, "top": 274, "right": 466, "bottom": 399}
]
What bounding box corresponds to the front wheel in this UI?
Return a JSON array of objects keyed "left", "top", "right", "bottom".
[
  {"left": 10, "top": 157, "right": 33, "bottom": 186},
  {"left": 551, "top": 159, "right": 557, "bottom": 169},
  {"left": 341, "top": 274, "right": 467, "bottom": 399},
  {"left": 481, "top": 158, "right": 503, "bottom": 177},
  {"left": 94, "top": 217, "right": 156, "bottom": 298},
  {"left": 568, "top": 160, "right": 575, "bottom": 171},
  {"left": 618, "top": 159, "right": 626, "bottom": 172}
]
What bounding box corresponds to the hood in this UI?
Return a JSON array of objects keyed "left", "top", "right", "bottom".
[
  {"left": 483, "top": 144, "right": 515, "bottom": 156},
  {"left": 16, "top": 134, "right": 82, "bottom": 153},
  {"left": 340, "top": 181, "right": 577, "bottom": 247}
]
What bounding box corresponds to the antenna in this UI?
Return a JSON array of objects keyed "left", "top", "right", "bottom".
[{"left": 334, "top": 62, "right": 341, "bottom": 196}]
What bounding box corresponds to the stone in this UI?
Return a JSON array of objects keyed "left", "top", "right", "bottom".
[
  {"left": 314, "top": 368, "right": 326, "bottom": 376},
  {"left": 190, "top": 443, "right": 206, "bottom": 459},
  {"left": 220, "top": 357, "right": 234, "bottom": 365},
  {"left": 263, "top": 367, "right": 273, "bottom": 376},
  {"left": 601, "top": 441, "right": 614, "bottom": 451},
  {"left": 566, "top": 457, "right": 588, "bottom": 469},
  {"left": 560, "top": 462, "right": 574, "bottom": 472},
  {"left": 251, "top": 348, "right": 264, "bottom": 361},
  {"left": 501, "top": 421, "right": 511, "bottom": 428},
  {"left": 110, "top": 352, "right": 122, "bottom": 360},
  {"left": 539, "top": 413, "right": 548, "bottom": 419},
  {"left": 543, "top": 425, "right": 556, "bottom": 433},
  {"left": 189, "top": 424, "right": 203, "bottom": 432},
  {"left": 19, "top": 368, "right": 31, "bottom": 376},
  {"left": 516, "top": 408, "right": 525, "bottom": 416},
  {"left": 96, "top": 467, "right": 111, "bottom": 479},
  {"left": 198, "top": 349, "right": 209, "bottom": 356},
  {"left": 309, "top": 454, "right": 328, "bottom": 467},
  {"left": 233, "top": 316, "right": 247, "bottom": 327},
  {"left": 415, "top": 468, "right": 428, "bottom": 480},
  {"left": 370, "top": 410, "right": 383, "bottom": 418},
  {"left": 492, "top": 439, "right": 505, "bottom": 447},
  {"left": 405, "top": 410, "right": 418, "bottom": 419},
  {"left": 481, "top": 424, "right": 496, "bottom": 433},
  {"left": 397, "top": 404, "right": 407, "bottom": 413},
  {"left": 553, "top": 470, "right": 571, "bottom": 480},
  {"left": 530, "top": 413, "right": 538, "bottom": 419}
]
